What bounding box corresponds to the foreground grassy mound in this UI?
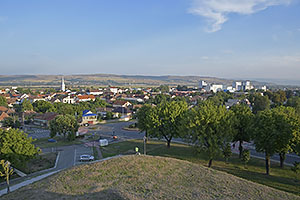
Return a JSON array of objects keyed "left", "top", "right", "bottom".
[{"left": 3, "top": 155, "right": 300, "bottom": 200}]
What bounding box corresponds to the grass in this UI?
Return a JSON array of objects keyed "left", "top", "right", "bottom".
[
  {"left": 33, "top": 136, "right": 83, "bottom": 148},
  {"left": 18, "top": 152, "right": 57, "bottom": 174},
  {"left": 101, "top": 139, "right": 300, "bottom": 196},
  {"left": 2, "top": 155, "right": 299, "bottom": 200},
  {"left": 92, "top": 146, "right": 99, "bottom": 160},
  {"left": 0, "top": 153, "right": 57, "bottom": 186}
]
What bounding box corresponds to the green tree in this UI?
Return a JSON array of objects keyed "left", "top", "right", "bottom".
[
  {"left": 231, "top": 104, "right": 254, "bottom": 158},
  {"left": 176, "top": 85, "right": 188, "bottom": 91},
  {"left": 0, "top": 129, "right": 39, "bottom": 168},
  {"left": 2, "top": 117, "right": 21, "bottom": 128},
  {"left": 0, "top": 96, "right": 8, "bottom": 107},
  {"left": 241, "top": 149, "right": 250, "bottom": 168},
  {"left": 93, "top": 97, "right": 107, "bottom": 108},
  {"left": 137, "top": 104, "right": 156, "bottom": 154},
  {"left": 137, "top": 104, "right": 154, "bottom": 139},
  {"left": 273, "top": 90, "right": 287, "bottom": 105},
  {"left": 50, "top": 114, "right": 79, "bottom": 141},
  {"left": 291, "top": 162, "right": 300, "bottom": 177},
  {"left": 33, "top": 100, "right": 54, "bottom": 113},
  {"left": 159, "top": 85, "right": 169, "bottom": 93},
  {"left": 151, "top": 94, "right": 171, "bottom": 105},
  {"left": 287, "top": 96, "right": 300, "bottom": 114},
  {"left": 0, "top": 160, "right": 14, "bottom": 193},
  {"left": 105, "top": 112, "right": 113, "bottom": 120},
  {"left": 223, "top": 143, "right": 232, "bottom": 163},
  {"left": 272, "top": 106, "right": 300, "bottom": 168},
  {"left": 253, "top": 107, "right": 300, "bottom": 174},
  {"left": 252, "top": 94, "right": 270, "bottom": 114},
  {"left": 186, "top": 101, "right": 235, "bottom": 167},
  {"left": 148, "top": 100, "right": 187, "bottom": 148},
  {"left": 21, "top": 99, "right": 33, "bottom": 112}
]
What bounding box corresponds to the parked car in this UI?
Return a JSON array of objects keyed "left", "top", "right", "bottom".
[
  {"left": 48, "top": 139, "right": 57, "bottom": 143},
  {"left": 80, "top": 155, "right": 94, "bottom": 162}
]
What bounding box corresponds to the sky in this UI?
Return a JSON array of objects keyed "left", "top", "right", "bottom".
[{"left": 0, "top": 0, "right": 300, "bottom": 80}]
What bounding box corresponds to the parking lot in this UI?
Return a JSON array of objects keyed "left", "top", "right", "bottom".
[{"left": 74, "top": 144, "right": 94, "bottom": 165}]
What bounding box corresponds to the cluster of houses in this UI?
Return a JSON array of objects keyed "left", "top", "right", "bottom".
[
  {"left": 0, "top": 85, "right": 145, "bottom": 128},
  {"left": 0, "top": 78, "right": 270, "bottom": 128}
]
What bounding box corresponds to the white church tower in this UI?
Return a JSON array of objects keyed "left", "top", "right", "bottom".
[{"left": 61, "top": 76, "right": 66, "bottom": 92}]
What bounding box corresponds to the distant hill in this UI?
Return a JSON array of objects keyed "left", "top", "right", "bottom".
[
  {"left": 2, "top": 156, "right": 299, "bottom": 200},
  {"left": 0, "top": 74, "right": 267, "bottom": 88}
]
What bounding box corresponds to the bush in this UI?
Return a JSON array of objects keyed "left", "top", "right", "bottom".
[{"left": 241, "top": 149, "right": 250, "bottom": 167}]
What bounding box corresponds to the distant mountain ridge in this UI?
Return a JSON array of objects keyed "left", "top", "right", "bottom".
[{"left": 0, "top": 74, "right": 277, "bottom": 88}]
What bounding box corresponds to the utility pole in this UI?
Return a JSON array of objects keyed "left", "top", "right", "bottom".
[{"left": 143, "top": 136, "right": 146, "bottom": 155}]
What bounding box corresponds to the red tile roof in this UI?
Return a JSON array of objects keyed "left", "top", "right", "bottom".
[
  {"left": 0, "top": 106, "right": 8, "bottom": 112},
  {"left": 0, "top": 112, "right": 9, "bottom": 121},
  {"left": 77, "top": 95, "right": 95, "bottom": 100},
  {"left": 34, "top": 112, "right": 58, "bottom": 121}
]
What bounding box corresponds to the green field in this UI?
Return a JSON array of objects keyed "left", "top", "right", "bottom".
[{"left": 101, "top": 139, "right": 300, "bottom": 196}]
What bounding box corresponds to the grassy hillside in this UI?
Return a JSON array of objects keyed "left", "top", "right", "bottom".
[{"left": 2, "top": 155, "right": 299, "bottom": 200}]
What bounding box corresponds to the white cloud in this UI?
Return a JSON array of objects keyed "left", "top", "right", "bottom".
[{"left": 189, "top": 0, "right": 292, "bottom": 32}]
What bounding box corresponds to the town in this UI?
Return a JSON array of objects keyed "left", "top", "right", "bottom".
[{"left": 1, "top": 76, "right": 300, "bottom": 199}]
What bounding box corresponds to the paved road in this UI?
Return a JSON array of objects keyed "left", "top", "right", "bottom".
[
  {"left": 23, "top": 125, "right": 50, "bottom": 139},
  {"left": 231, "top": 141, "right": 300, "bottom": 166},
  {"left": 89, "top": 121, "right": 144, "bottom": 142}
]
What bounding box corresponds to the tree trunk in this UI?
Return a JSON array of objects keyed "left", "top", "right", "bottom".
[
  {"left": 265, "top": 153, "right": 270, "bottom": 175},
  {"left": 167, "top": 140, "right": 171, "bottom": 148},
  {"left": 208, "top": 159, "right": 213, "bottom": 167},
  {"left": 6, "top": 179, "right": 10, "bottom": 193},
  {"left": 145, "top": 131, "right": 148, "bottom": 144},
  {"left": 279, "top": 152, "right": 285, "bottom": 168},
  {"left": 239, "top": 140, "right": 243, "bottom": 159}
]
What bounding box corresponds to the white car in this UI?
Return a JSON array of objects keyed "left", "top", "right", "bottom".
[{"left": 80, "top": 154, "right": 94, "bottom": 162}]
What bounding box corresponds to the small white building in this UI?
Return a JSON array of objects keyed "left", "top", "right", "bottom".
[
  {"left": 62, "top": 95, "right": 76, "bottom": 104},
  {"left": 88, "top": 90, "right": 103, "bottom": 96},
  {"left": 205, "top": 84, "right": 223, "bottom": 93},
  {"left": 233, "top": 82, "right": 242, "bottom": 91},
  {"left": 199, "top": 80, "right": 208, "bottom": 88}
]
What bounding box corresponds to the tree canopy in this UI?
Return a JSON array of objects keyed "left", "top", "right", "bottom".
[
  {"left": 250, "top": 94, "right": 270, "bottom": 114},
  {"left": 253, "top": 107, "right": 300, "bottom": 174},
  {"left": 231, "top": 104, "right": 254, "bottom": 158},
  {"left": 50, "top": 114, "right": 79, "bottom": 141},
  {"left": 0, "top": 129, "right": 39, "bottom": 167},
  {"left": 147, "top": 100, "right": 188, "bottom": 147},
  {"left": 185, "top": 101, "right": 235, "bottom": 167},
  {"left": 0, "top": 96, "right": 8, "bottom": 107}
]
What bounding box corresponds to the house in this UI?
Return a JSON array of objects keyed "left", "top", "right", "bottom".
[
  {"left": 33, "top": 112, "right": 58, "bottom": 127},
  {"left": 112, "top": 107, "right": 132, "bottom": 119},
  {"left": 28, "top": 96, "right": 46, "bottom": 103},
  {"left": 0, "top": 112, "right": 9, "bottom": 124},
  {"left": 76, "top": 95, "right": 96, "bottom": 103},
  {"left": 225, "top": 99, "right": 241, "bottom": 109},
  {"left": 96, "top": 107, "right": 115, "bottom": 118},
  {"left": 81, "top": 110, "right": 97, "bottom": 125},
  {"left": 87, "top": 90, "right": 103, "bottom": 96},
  {"left": 62, "top": 95, "right": 76, "bottom": 104},
  {"left": 112, "top": 100, "right": 132, "bottom": 108}
]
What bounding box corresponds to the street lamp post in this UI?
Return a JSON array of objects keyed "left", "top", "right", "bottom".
[{"left": 143, "top": 136, "right": 146, "bottom": 155}]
